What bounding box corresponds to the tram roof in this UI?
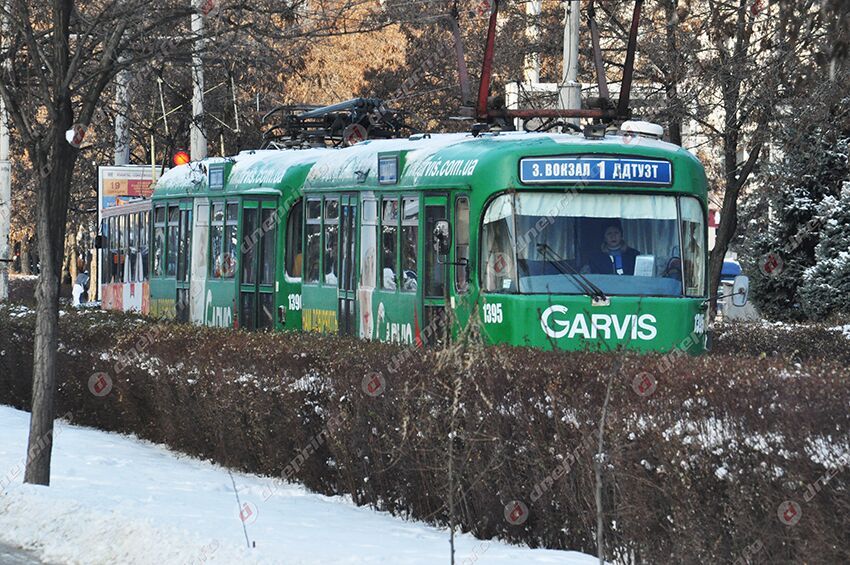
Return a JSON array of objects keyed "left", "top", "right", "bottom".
[
  {"left": 303, "top": 131, "right": 706, "bottom": 197},
  {"left": 151, "top": 147, "right": 329, "bottom": 199},
  {"left": 152, "top": 130, "right": 706, "bottom": 200}
]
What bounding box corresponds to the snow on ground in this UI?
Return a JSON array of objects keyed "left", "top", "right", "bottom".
[
  {"left": 0, "top": 304, "right": 34, "bottom": 318},
  {"left": 0, "top": 542, "right": 41, "bottom": 565},
  {"left": 830, "top": 324, "right": 850, "bottom": 339},
  {"left": 0, "top": 406, "right": 597, "bottom": 565}
]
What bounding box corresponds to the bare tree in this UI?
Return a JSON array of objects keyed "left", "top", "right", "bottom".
[
  {"left": 0, "top": 0, "right": 383, "bottom": 486},
  {"left": 701, "top": 0, "right": 826, "bottom": 312},
  {"left": 0, "top": 0, "right": 203, "bottom": 485}
]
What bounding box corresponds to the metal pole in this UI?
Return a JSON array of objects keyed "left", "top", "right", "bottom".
[
  {"left": 476, "top": 0, "right": 500, "bottom": 119},
  {"left": 616, "top": 0, "right": 644, "bottom": 119},
  {"left": 0, "top": 2, "right": 11, "bottom": 301},
  {"left": 588, "top": 2, "right": 609, "bottom": 103},
  {"left": 190, "top": 0, "right": 207, "bottom": 161},
  {"left": 558, "top": 0, "right": 581, "bottom": 127},
  {"left": 448, "top": 12, "right": 472, "bottom": 107}
]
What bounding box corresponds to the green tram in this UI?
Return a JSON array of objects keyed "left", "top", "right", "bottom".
[{"left": 125, "top": 124, "right": 713, "bottom": 353}]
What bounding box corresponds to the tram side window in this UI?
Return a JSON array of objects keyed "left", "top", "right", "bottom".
[
  {"left": 241, "top": 207, "right": 258, "bottom": 285},
  {"left": 260, "top": 208, "right": 276, "bottom": 285},
  {"left": 140, "top": 211, "right": 150, "bottom": 281},
  {"left": 115, "top": 215, "right": 122, "bottom": 283},
  {"left": 209, "top": 202, "right": 224, "bottom": 278},
  {"left": 108, "top": 216, "right": 117, "bottom": 283},
  {"left": 208, "top": 202, "right": 237, "bottom": 279},
  {"left": 117, "top": 214, "right": 126, "bottom": 283},
  {"left": 128, "top": 213, "right": 138, "bottom": 283},
  {"left": 103, "top": 218, "right": 110, "bottom": 283},
  {"left": 455, "top": 197, "right": 470, "bottom": 293},
  {"left": 360, "top": 199, "right": 378, "bottom": 289},
  {"left": 324, "top": 198, "right": 339, "bottom": 285},
  {"left": 100, "top": 219, "right": 110, "bottom": 283},
  {"left": 681, "top": 197, "right": 706, "bottom": 297},
  {"left": 285, "top": 200, "right": 303, "bottom": 280},
  {"left": 481, "top": 194, "right": 517, "bottom": 293},
  {"left": 153, "top": 205, "right": 165, "bottom": 277},
  {"left": 166, "top": 205, "right": 179, "bottom": 276},
  {"left": 123, "top": 214, "right": 131, "bottom": 282},
  {"left": 223, "top": 203, "right": 238, "bottom": 278},
  {"left": 381, "top": 198, "right": 399, "bottom": 290},
  {"left": 401, "top": 197, "right": 418, "bottom": 292},
  {"left": 305, "top": 199, "right": 321, "bottom": 284}
]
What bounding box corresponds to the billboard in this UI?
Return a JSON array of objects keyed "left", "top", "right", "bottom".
[{"left": 98, "top": 165, "right": 161, "bottom": 210}]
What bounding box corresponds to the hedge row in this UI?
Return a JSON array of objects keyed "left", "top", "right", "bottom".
[{"left": 1, "top": 306, "right": 848, "bottom": 563}]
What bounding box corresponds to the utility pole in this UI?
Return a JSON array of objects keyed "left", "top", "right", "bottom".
[
  {"left": 524, "top": 0, "right": 541, "bottom": 84},
  {"left": 190, "top": 0, "right": 207, "bottom": 161},
  {"left": 114, "top": 66, "right": 131, "bottom": 165},
  {"left": 558, "top": 0, "right": 582, "bottom": 127},
  {"left": 0, "top": 2, "right": 11, "bottom": 302}
]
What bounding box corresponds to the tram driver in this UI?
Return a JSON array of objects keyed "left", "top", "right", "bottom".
[{"left": 584, "top": 222, "right": 641, "bottom": 276}]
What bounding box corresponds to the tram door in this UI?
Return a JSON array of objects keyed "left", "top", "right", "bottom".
[
  {"left": 175, "top": 202, "right": 193, "bottom": 323},
  {"left": 423, "top": 195, "right": 448, "bottom": 336},
  {"left": 337, "top": 194, "right": 358, "bottom": 336},
  {"left": 240, "top": 199, "right": 277, "bottom": 330}
]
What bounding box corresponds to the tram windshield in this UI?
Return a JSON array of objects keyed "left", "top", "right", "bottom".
[{"left": 482, "top": 193, "right": 706, "bottom": 297}]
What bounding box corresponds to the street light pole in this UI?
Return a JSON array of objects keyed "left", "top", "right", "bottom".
[
  {"left": 558, "top": 0, "right": 582, "bottom": 127},
  {"left": 0, "top": 1, "right": 12, "bottom": 301},
  {"left": 524, "top": 0, "right": 541, "bottom": 84},
  {"left": 190, "top": 0, "right": 207, "bottom": 161}
]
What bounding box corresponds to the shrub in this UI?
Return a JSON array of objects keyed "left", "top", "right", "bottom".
[{"left": 1, "top": 306, "right": 848, "bottom": 564}]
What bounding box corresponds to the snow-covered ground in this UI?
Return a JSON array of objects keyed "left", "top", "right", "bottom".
[
  {"left": 0, "top": 406, "right": 597, "bottom": 565},
  {"left": 0, "top": 542, "right": 41, "bottom": 565},
  {"left": 831, "top": 324, "right": 850, "bottom": 339}
]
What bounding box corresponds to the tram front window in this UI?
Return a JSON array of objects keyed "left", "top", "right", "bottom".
[{"left": 481, "top": 193, "right": 705, "bottom": 297}]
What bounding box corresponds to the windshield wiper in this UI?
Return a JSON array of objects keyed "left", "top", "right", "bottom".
[{"left": 535, "top": 243, "right": 609, "bottom": 303}]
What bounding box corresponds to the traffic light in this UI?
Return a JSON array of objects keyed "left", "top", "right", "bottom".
[{"left": 172, "top": 150, "right": 190, "bottom": 166}]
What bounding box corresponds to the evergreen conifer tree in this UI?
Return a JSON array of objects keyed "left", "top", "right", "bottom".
[
  {"left": 799, "top": 181, "right": 850, "bottom": 319},
  {"left": 744, "top": 134, "right": 848, "bottom": 320}
]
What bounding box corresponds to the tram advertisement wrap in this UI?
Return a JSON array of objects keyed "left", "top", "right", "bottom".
[{"left": 480, "top": 296, "right": 707, "bottom": 353}]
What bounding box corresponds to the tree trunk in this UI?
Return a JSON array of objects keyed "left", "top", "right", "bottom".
[
  {"left": 664, "top": 0, "right": 682, "bottom": 147},
  {"left": 61, "top": 233, "right": 72, "bottom": 287},
  {"left": 25, "top": 127, "right": 76, "bottom": 486},
  {"left": 24, "top": 0, "right": 78, "bottom": 486},
  {"left": 21, "top": 234, "right": 31, "bottom": 275},
  {"left": 708, "top": 188, "right": 738, "bottom": 315},
  {"left": 709, "top": 123, "right": 742, "bottom": 315}
]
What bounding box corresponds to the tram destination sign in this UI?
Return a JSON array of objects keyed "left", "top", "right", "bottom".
[{"left": 520, "top": 156, "right": 672, "bottom": 186}]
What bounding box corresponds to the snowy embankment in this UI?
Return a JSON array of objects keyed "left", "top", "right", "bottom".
[{"left": 0, "top": 406, "right": 597, "bottom": 565}]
